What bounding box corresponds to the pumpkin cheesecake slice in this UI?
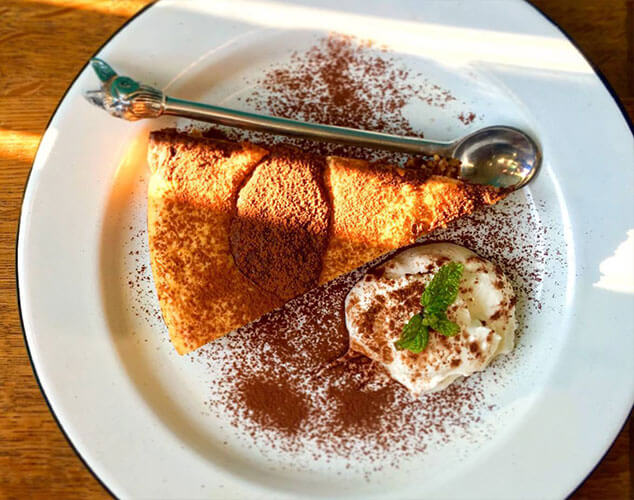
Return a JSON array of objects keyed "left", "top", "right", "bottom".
[{"left": 147, "top": 129, "right": 506, "bottom": 354}]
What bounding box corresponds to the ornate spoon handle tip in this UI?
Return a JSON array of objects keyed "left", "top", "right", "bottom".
[{"left": 83, "top": 58, "right": 448, "bottom": 154}]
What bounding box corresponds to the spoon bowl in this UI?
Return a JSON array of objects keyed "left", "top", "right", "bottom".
[{"left": 452, "top": 126, "right": 541, "bottom": 189}]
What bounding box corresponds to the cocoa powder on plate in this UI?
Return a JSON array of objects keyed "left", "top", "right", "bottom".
[
  {"left": 129, "top": 34, "right": 560, "bottom": 467},
  {"left": 197, "top": 191, "right": 560, "bottom": 466},
  {"left": 232, "top": 34, "right": 473, "bottom": 164},
  {"left": 200, "top": 266, "right": 488, "bottom": 460}
]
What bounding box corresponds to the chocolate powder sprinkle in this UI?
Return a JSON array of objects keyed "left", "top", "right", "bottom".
[
  {"left": 233, "top": 34, "right": 469, "bottom": 164},
  {"left": 199, "top": 268, "right": 487, "bottom": 463},
  {"left": 122, "top": 34, "right": 565, "bottom": 473},
  {"left": 195, "top": 188, "right": 560, "bottom": 470}
]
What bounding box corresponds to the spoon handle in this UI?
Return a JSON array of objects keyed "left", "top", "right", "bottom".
[
  {"left": 85, "top": 59, "right": 540, "bottom": 189},
  {"left": 164, "top": 97, "right": 450, "bottom": 155},
  {"left": 85, "top": 58, "right": 452, "bottom": 156}
]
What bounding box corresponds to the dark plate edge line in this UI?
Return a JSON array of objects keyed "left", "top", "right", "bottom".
[
  {"left": 15, "top": 2, "right": 158, "bottom": 499},
  {"left": 526, "top": 1, "right": 633, "bottom": 136},
  {"left": 523, "top": 1, "right": 634, "bottom": 498}
]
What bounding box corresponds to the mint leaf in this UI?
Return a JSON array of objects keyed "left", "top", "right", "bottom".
[
  {"left": 420, "top": 262, "right": 464, "bottom": 315},
  {"left": 394, "top": 314, "right": 429, "bottom": 353},
  {"left": 397, "top": 262, "right": 464, "bottom": 354},
  {"left": 427, "top": 313, "right": 461, "bottom": 337}
]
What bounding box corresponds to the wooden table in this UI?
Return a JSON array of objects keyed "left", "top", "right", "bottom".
[{"left": 0, "top": 1, "right": 631, "bottom": 498}]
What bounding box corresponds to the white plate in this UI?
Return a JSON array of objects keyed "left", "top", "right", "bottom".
[{"left": 17, "top": 0, "right": 634, "bottom": 498}]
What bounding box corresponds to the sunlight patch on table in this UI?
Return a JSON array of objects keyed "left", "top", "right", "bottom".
[
  {"left": 0, "top": 129, "right": 41, "bottom": 162},
  {"left": 22, "top": 0, "right": 147, "bottom": 18}
]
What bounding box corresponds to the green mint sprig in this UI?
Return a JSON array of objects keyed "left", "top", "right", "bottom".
[{"left": 394, "top": 262, "right": 464, "bottom": 353}]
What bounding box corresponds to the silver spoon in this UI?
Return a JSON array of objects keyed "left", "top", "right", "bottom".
[{"left": 84, "top": 58, "right": 541, "bottom": 189}]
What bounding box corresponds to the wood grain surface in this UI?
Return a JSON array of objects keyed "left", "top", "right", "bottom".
[{"left": 0, "top": 1, "right": 632, "bottom": 498}]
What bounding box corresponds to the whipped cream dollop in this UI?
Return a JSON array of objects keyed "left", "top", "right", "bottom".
[{"left": 345, "top": 243, "right": 516, "bottom": 396}]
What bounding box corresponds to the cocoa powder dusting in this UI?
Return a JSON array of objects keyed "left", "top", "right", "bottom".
[
  {"left": 195, "top": 186, "right": 562, "bottom": 469},
  {"left": 122, "top": 34, "right": 565, "bottom": 471},
  {"left": 199, "top": 267, "right": 487, "bottom": 463},
  {"left": 195, "top": 35, "right": 560, "bottom": 468},
  {"left": 231, "top": 34, "right": 472, "bottom": 164},
  {"left": 248, "top": 36, "right": 422, "bottom": 138},
  {"left": 230, "top": 146, "right": 329, "bottom": 300},
  {"left": 237, "top": 376, "right": 309, "bottom": 436},
  {"left": 458, "top": 112, "right": 477, "bottom": 125},
  {"left": 126, "top": 226, "right": 164, "bottom": 328}
]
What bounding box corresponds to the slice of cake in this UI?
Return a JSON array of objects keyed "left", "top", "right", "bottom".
[{"left": 147, "top": 129, "right": 506, "bottom": 354}]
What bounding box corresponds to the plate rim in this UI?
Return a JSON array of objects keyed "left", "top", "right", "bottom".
[
  {"left": 518, "top": 3, "right": 634, "bottom": 496},
  {"left": 14, "top": 3, "right": 158, "bottom": 498},
  {"left": 15, "top": 0, "right": 634, "bottom": 497}
]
